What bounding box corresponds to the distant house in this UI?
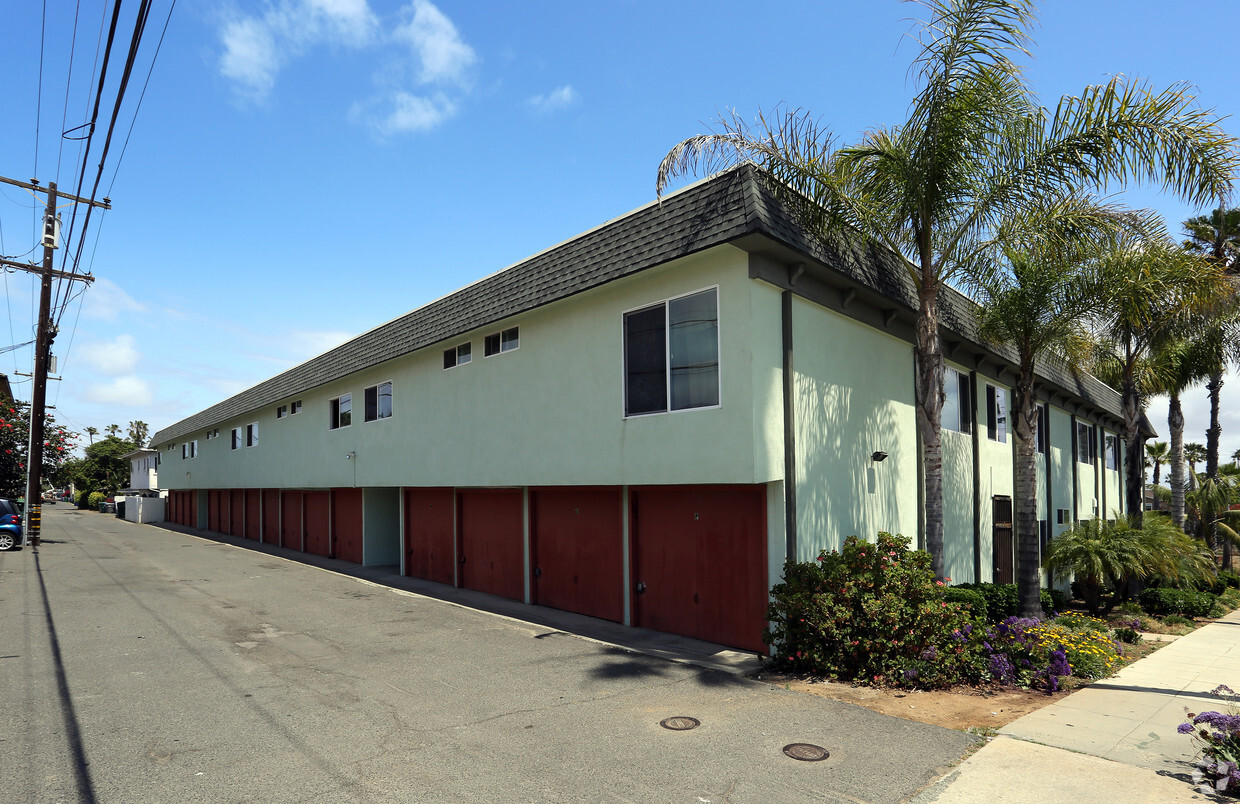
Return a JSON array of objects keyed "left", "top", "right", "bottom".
[
  {"left": 121, "top": 447, "right": 164, "bottom": 523},
  {"left": 151, "top": 166, "right": 1132, "bottom": 652}
]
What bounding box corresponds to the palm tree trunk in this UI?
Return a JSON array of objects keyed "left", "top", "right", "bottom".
[
  {"left": 1208, "top": 370, "right": 1228, "bottom": 566},
  {"left": 1122, "top": 374, "right": 1144, "bottom": 527},
  {"left": 1170, "top": 393, "right": 1187, "bottom": 530},
  {"left": 915, "top": 282, "right": 945, "bottom": 578},
  {"left": 1013, "top": 367, "right": 1042, "bottom": 619}
]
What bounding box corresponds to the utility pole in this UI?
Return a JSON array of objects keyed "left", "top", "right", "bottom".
[{"left": 0, "top": 175, "right": 108, "bottom": 545}]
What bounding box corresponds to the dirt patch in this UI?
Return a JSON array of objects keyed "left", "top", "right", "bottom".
[
  {"left": 755, "top": 638, "right": 1166, "bottom": 731},
  {"left": 758, "top": 674, "right": 1060, "bottom": 730}
]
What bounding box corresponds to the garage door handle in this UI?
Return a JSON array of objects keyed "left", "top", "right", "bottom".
[
  {"left": 635, "top": 582, "right": 646, "bottom": 593},
  {"left": 459, "top": 556, "right": 466, "bottom": 564},
  {"left": 533, "top": 567, "right": 542, "bottom": 578}
]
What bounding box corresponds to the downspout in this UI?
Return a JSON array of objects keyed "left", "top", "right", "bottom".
[
  {"left": 916, "top": 352, "right": 925, "bottom": 552},
  {"left": 1094, "top": 424, "right": 1102, "bottom": 520},
  {"left": 781, "top": 290, "right": 797, "bottom": 563},
  {"left": 1070, "top": 416, "right": 1079, "bottom": 523},
  {"left": 1101, "top": 429, "right": 1108, "bottom": 520},
  {"left": 970, "top": 371, "right": 982, "bottom": 584},
  {"left": 1043, "top": 405, "right": 1054, "bottom": 588}
]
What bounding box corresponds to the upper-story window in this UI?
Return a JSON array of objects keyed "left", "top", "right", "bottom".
[
  {"left": 291, "top": 400, "right": 302, "bottom": 415},
  {"left": 942, "top": 368, "right": 971, "bottom": 433},
  {"left": 364, "top": 382, "right": 393, "bottom": 422},
  {"left": 330, "top": 394, "right": 352, "bottom": 429},
  {"left": 276, "top": 405, "right": 288, "bottom": 418},
  {"left": 484, "top": 327, "right": 520, "bottom": 357},
  {"left": 1076, "top": 420, "right": 1097, "bottom": 464},
  {"left": 246, "top": 423, "right": 259, "bottom": 447},
  {"left": 623, "top": 288, "right": 719, "bottom": 417},
  {"left": 443, "top": 342, "right": 472, "bottom": 369},
  {"left": 1104, "top": 434, "right": 1119, "bottom": 470},
  {"left": 231, "top": 428, "right": 241, "bottom": 450},
  {"left": 985, "top": 384, "right": 1007, "bottom": 443}
]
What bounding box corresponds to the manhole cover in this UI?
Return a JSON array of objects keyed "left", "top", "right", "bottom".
[
  {"left": 659, "top": 717, "right": 700, "bottom": 731},
  {"left": 783, "top": 743, "right": 829, "bottom": 761}
]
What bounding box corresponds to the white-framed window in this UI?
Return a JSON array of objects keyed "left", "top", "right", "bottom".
[
  {"left": 276, "top": 405, "right": 288, "bottom": 419},
  {"left": 191, "top": 440, "right": 197, "bottom": 458},
  {"left": 484, "top": 327, "right": 520, "bottom": 357},
  {"left": 443, "top": 342, "right": 472, "bottom": 369},
  {"left": 942, "top": 368, "right": 971, "bottom": 433},
  {"left": 1076, "top": 420, "right": 1096, "bottom": 464},
  {"left": 231, "top": 428, "right": 241, "bottom": 450},
  {"left": 1104, "top": 434, "right": 1118, "bottom": 470},
  {"left": 291, "top": 400, "right": 302, "bottom": 415},
  {"left": 330, "top": 394, "right": 352, "bottom": 429},
  {"left": 623, "top": 287, "right": 719, "bottom": 417},
  {"left": 181, "top": 443, "right": 187, "bottom": 459},
  {"left": 246, "top": 423, "right": 258, "bottom": 447},
  {"left": 1036, "top": 404, "right": 1050, "bottom": 454},
  {"left": 985, "top": 384, "right": 1007, "bottom": 443},
  {"left": 364, "top": 381, "right": 393, "bottom": 422}
]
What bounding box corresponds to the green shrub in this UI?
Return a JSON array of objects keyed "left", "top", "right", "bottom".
[
  {"left": 75, "top": 490, "right": 92, "bottom": 508},
  {"left": 1113, "top": 627, "right": 1142, "bottom": 644},
  {"left": 87, "top": 491, "right": 105, "bottom": 509},
  {"left": 948, "top": 582, "right": 1064, "bottom": 622},
  {"left": 1139, "top": 587, "right": 1216, "bottom": 618},
  {"left": 765, "top": 533, "right": 977, "bottom": 688},
  {"left": 943, "top": 587, "right": 987, "bottom": 620},
  {"left": 1218, "top": 570, "right": 1240, "bottom": 589},
  {"left": 1028, "top": 623, "right": 1121, "bottom": 679},
  {"left": 1162, "top": 614, "right": 1195, "bottom": 628},
  {"left": 1043, "top": 588, "right": 1068, "bottom": 615}
]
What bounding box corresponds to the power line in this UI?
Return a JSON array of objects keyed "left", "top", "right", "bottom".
[{"left": 107, "top": 0, "right": 177, "bottom": 196}]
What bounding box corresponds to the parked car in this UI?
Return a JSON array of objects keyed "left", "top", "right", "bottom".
[{"left": 0, "top": 498, "right": 24, "bottom": 551}]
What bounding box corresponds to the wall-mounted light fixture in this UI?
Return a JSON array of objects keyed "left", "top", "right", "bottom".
[{"left": 871, "top": 451, "right": 889, "bottom": 462}]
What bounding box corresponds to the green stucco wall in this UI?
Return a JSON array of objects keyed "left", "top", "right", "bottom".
[
  {"left": 791, "top": 295, "right": 918, "bottom": 560},
  {"left": 162, "top": 246, "right": 782, "bottom": 492}
]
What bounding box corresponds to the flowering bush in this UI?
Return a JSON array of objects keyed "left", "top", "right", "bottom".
[
  {"left": 1180, "top": 685, "right": 1240, "bottom": 796},
  {"left": 1027, "top": 623, "right": 1119, "bottom": 679},
  {"left": 764, "top": 533, "right": 979, "bottom": 687}
]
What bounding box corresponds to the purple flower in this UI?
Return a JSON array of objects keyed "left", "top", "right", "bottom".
[
  {"left": 920, "top": 646, "right": 938, "bottom": 662},
  {"left": 1178, "top": 722, "right": 1196, "bottom": 734}
]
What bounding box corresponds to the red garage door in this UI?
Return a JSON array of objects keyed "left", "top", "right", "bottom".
[
  {"left": 208, "top": 490, "right": 221, "bottom": 533},
  {"left": 245, "top": 489, "right": 261, "bottom": 540},
  {"left": 304, "top": 491, "right": 330, "bottom": 557},
  {"left": 530, "top": 487, "right": 623, "bottom": 623},
  {"left": 281, "top": 491, "right": 303, "bottom": 550},
  {"left": 404, "top": 487, "right": 455, "bottom": 585},
  {"left": 189, "top": 490, "right": 199, "bottom": 528},
  {"left": 262, "top": 489, "right": 280, "bottom": 544},
  {"left": 458, "top": 489, "right": 524, "bottom": 601},
  {"left": 630, "top": 485, "right": 768, "bottom": 653},
  {"left": 332, "top": 488, "right": 363, "bottom": 564},
  {"left": 229, "top": 490, "right": 245, "bottom": 536}
]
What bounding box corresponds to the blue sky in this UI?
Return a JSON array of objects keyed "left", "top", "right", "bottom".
[{"left": 1, "top": 0, "right": 1237, "bottom": 468}]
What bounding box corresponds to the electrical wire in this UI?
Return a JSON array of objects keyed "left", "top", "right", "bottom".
[
  {"left": 107, "top": 0, "right": 176, "bottom": 196},
  {"left": 55, "top": 0, "right": 86, "bottom": 183}
]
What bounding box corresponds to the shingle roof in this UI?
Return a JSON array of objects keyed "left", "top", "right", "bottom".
[{"left": 153, "top": 165, "right": 1124, "bottom": 444}]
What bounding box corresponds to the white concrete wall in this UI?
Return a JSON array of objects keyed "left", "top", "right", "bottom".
[{"left": 124, "top": 496, "right": 165, "bottom": 524}]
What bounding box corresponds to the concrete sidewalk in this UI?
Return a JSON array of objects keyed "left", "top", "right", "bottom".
[{"left": 919, "top": 609, "right": 1240, "bottom": 802}]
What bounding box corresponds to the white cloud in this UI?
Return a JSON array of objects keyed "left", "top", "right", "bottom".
[
  {"left": 82, "top": 278, "right": 146, "bottom": 322},
  {"left": 75, "top": 334, "right": 141, "bottom": 376},
  {"left": 394, "top": 0, "right": 476, "bottom": 86},
  {"left": 82, "top": 376, "right": 153, "bottom": 406},
  {"left": 218, "top": 0, "right": 379, "bottom": 100},
  {"left": 219, "top": 17, "right": 281, "bottom": 98},
  {"left": 354, "top": 91, "right": 456, "bottom": 134},
  {"left": 527, "top": 85, "right": 579, "bottom": 113}
]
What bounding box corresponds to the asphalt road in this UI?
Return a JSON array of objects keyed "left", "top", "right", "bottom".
[{"left": 0, "top": 507, "right": 977, "bottom": 803}]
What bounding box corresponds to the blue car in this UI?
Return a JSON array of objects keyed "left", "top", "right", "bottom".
[{"left": 0, "top": 498, "right": 23, "bottom": 551}]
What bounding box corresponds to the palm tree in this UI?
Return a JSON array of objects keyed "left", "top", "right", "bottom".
[
  {"left": 85, "top": 426, "right": 97, "bottom": 445},
  {"left": 1146, "top": 338, "right": 1216, "bottom": 528},
  {"left": 656, "top": 0, "right": 1237, "bottom": 576},
  {"left": 1186, "top": 442, "right": 1207, "bottom": 477},
  {"left": 1184, "top": 466, "right": 1240, "bottom": 565},
  {"left": 104, "top": 424, "right": 121, "bottom": 439},
  {"left": 1232, "top": 448, "right": 1240, "bottom": 466},
  {"left": 1146, "top": 441, "right": 1169, "bottom": 488},
  {"left": 1090, "top": 236, "right": 1230, "bottom": 525},
  {"left": 970, "top": 231, "right": 1123, "bottom": 618},
  {"left": 1182, "top": 207, "right": 1240, "bottom": 489},
  {"left": 127, "top": 421, "right": 149, "bottom": 445}
]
